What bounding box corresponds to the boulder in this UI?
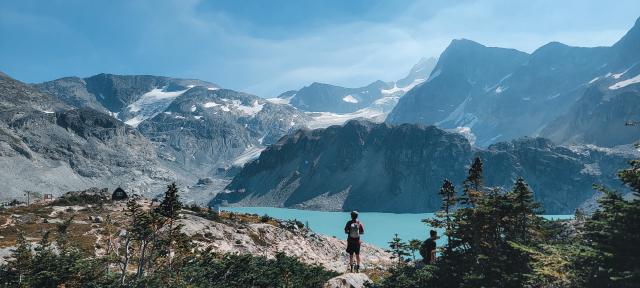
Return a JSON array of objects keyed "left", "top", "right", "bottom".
[{"left": 324, "top": 273, "right": 371, "bottom": 288}]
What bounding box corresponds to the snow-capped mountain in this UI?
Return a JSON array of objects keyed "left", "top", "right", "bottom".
[
  {"left": 271, "top": 57, "right": 437, "bottom": 128},
  {"left": 0, "top": 73, "right": 174, "bottom": 200},
  {"left": 35, "top": 74, "right": 219, "bottom": 127},
  {"left": 388, "top": 17, "right": 640, "bottom": 147},
  {"left": 34, "top": 73, "right": 311, "bottom": 188},
  {"left": 137, "top": 87, "right": 309, "bottom": 178}
]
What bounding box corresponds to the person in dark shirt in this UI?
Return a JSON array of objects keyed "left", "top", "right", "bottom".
[
  {"left": 344, "top": 211, "right": 365, "bottom": 272},
  {"left": 420, "top": 230, "right": 439, "bottom": 264}
]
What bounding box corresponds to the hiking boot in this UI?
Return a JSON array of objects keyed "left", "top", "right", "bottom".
[
  {"left": 355, "top": 264, "right": 360, "bottom": 273},
  {"left": 349, "top": 263, "right": 354, "bottom": 273}
]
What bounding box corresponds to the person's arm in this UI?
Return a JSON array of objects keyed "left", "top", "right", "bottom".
[
  {"left": 344, "top": 222, "right": 350, "bottom": 234},
  {"left": 430, "top": 250, "right": 436, "bottom": 264},
  {"left": 359, "top": 222, "right": 364, "bottom": 235}
]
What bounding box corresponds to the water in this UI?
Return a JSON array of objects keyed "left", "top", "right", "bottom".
[{"left": 223, "top": 207, "right": 573, "bottom": 249}]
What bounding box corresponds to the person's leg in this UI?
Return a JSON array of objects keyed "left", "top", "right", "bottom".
[{"left": 356, "top": 253, "right": 361, "bottom": 270}]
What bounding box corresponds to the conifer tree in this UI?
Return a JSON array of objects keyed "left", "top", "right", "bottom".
[
  {"left": 156, "top": 182, "right": 182, "bottom": 219},
  {"left": 507, "top": 177, "right": 541, "bottom": 243},
  {"left": 388, "top": 234, "right": 410, "bottom": 264},
  {"left": 461, "top": 157, "right": 484, "bottom": 206}
]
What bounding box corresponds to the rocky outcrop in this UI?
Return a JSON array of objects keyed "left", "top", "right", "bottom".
[
  {"left": 324, "top": 273, "right": 372, "bottom": 288},
  {"left": 0, "top": 199, "right": 393, "bottom": 272},
  {"left": 215, "top": 120, "right": 635, "bottom": 214}
]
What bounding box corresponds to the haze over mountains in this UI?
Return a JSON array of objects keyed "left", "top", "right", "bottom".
[
  {"left": 0, "top": 18, "right": 639, "bottom": 214},
  {"left": 388, "top": 17, "right": 640, "bottom": 147}
]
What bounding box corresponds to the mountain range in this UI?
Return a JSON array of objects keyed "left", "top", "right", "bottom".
[
  {"left": 1, "top": 18, "right": 639, "bottom": 215},
  {"left": 387, "top": 17, "right": 640, "bottom": 147},
  {"left": 214, "top": 120, "right": 636, "bottom": 214}
]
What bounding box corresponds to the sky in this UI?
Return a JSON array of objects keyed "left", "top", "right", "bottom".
[{"left": 1, "top": 0, "right": 639, "bottom": 97}]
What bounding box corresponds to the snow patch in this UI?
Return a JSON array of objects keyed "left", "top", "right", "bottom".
[
  {"left": 267, "top": 94, "right": 295, "bottom": 105},
  {"left": 232, "top": 146, "right": 265, "bottom": 166},
  {"left": 342, "top": 95, "right": 359, "bottom": 103},
  {"left": 589, "top": 77, "right": 600, "bottom": 84},
  {"left": 495, "top": 86, "right": 506, "bottom": 94},
  {"left": 190, "top": 105, "right": 196, "bottom": 112},
  {"left": 124, "top": 86, "right": 188, "bottom": 127},
  {"left": 382, "top": 78, "right": 425, "bottom": 95},
  {"left": 305, "top": 108, "right": 386, "bottom": 129},
  {"left": 207, "top": 87, "right": 219, "bottom": 91},
  {"left": 235, "top": 100, "right": 264, "bottom": 116},
  {"left": 609, "top": 74, "right": 640, "bottom": 90},
  {"left": 203, "top": 102, "right": 220, "bottom": 108},
  {"left": 125, "top": 116, "right": 144, "bottom": 127},
  {"left": 449, "top": 126, "right": 476, "bottom": 146}
]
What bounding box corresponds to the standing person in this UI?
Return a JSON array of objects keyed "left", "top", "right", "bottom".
[
  {"left": 420, "top": 230, "right": 439, "bottom": 265},
  {"left": 344, "top": 211, "right": 365, "bottom": 272}
]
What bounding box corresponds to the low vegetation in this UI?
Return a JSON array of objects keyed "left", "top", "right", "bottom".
[
  {"left": 369, "top": 148, "right": 640, "bottom": 287},
  {"left": 0, "top": 183, "right": 338, "bottom": 287}
]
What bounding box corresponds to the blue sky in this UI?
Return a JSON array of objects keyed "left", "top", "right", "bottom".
[{"left": 1, "top": 0, "right": 639, "bottom": 97}]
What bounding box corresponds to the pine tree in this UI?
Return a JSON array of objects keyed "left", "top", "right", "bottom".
[
  {"left": 507, "top": 177, "right": 541, "bottom": 243},
  {"left": 4, "top": 232, "right": 32, "bottom": 286},
  {"left": 408, "top": 239, "right": 422, "bottom": 262},
  {"left": 156, "top": 182, "right": 182, "bottom": 219},
  {"left": 461, "top": 157, "right": 484, "bottom": 207},
  {"left": 388, "top": 234, "right": 410, "bottom": 264}
]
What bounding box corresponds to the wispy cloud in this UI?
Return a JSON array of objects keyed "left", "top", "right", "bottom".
[{"left": 0, "top": 0, "right": 638, "bottom": 97}]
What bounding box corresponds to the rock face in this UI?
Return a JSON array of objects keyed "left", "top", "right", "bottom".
[
  {"left": 35, "top": 73, "right": 311, "bottom": 181},
  {"left": 324, "top": 273, "right": 372, "bottom": 288},
  {"left": 137, "top": 87, "right": 310, "bottom": 178},
  {"left": 388, "top": 17, "right": 640, "bottom": 147},
  {"left": 0, "top": 73, "right": 174, "bottom": 201},
  {"left": 215, "top": 120, "right": 634, "bottom": 214}
]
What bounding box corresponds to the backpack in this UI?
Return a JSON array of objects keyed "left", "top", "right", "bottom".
[{"left": 348, "top": 221, "right": 361, "bottom": 238}]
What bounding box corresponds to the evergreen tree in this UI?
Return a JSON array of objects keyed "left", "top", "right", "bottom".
[
  {"left": 408, "top": 239, "right": 422, "bottom": 262},
  {"left": 156, "top": 182, "right": 182, "bottom": 219},
  {"left": 507, "top": 177, "right": 541, "bottom": 243},
  {"left": 388, "top": 234, "right": 410, "bottom": 264},
  {"left": 461, "top": 157, "right": 483, "bottom": 207}
]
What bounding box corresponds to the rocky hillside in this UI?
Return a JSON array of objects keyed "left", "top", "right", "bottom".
[
  {"left": 388, "top": 17, "right": 640, "bottom": 147},
  {"left": 0, "top": 193, "right": 392, "bottom": 273},
  {"left": 0, "top": 73, "right": 174, "bottom": 201},
  {"left": 215, "top": 120, "right": 635, "bottom": 214},
  {"left": 35, "top": 73, "right": 311, "bottom": 181}
]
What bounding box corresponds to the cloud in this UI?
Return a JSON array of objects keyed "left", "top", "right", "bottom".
[{"left": 1, "top": 0, "right": 638, "bottom": 97}]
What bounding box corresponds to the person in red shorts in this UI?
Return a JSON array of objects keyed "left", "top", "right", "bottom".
[{"left": 344, "top": 210, "right": 365, "bottom": 272}]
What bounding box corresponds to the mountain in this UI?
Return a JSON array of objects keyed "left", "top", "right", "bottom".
[
  {"left": 270, "top": 57, "right": 437, "bottom": 128},
  {"left": 35, "top": 73, "right": 219, "bottom": 126},
  {"left": 137, "top": 87, "right": 309, "bottom": 178},
  {"left": 214, "top": 120, "right": 634, "bottom": 214},
  {"left": 387, "top": 17, "right": 640, "bottom": 147},
  {"left": 36, "top": 74, "right": 310, "bottom": 181},
  {"left": 0, "top": 73, "right": 174, "bottom": 201}
]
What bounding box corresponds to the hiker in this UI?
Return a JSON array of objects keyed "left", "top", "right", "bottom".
[
  {"left": 420, "top": 230, "right": 439, "bottom": 265},
  {"left": 344, "top": 211, "right": 365, "bottom": 272}
]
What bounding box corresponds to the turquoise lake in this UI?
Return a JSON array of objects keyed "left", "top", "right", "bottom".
[{"left": 223, "top": 207, "right": 573, "bottom": 249}]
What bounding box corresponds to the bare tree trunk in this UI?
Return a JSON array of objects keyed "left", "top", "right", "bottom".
[
  {"left": 121, "top": 236, "right": 131, "bottom": 285},
  {"left": 137, "top": 240, "right": 147, "bottom": 278}
]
